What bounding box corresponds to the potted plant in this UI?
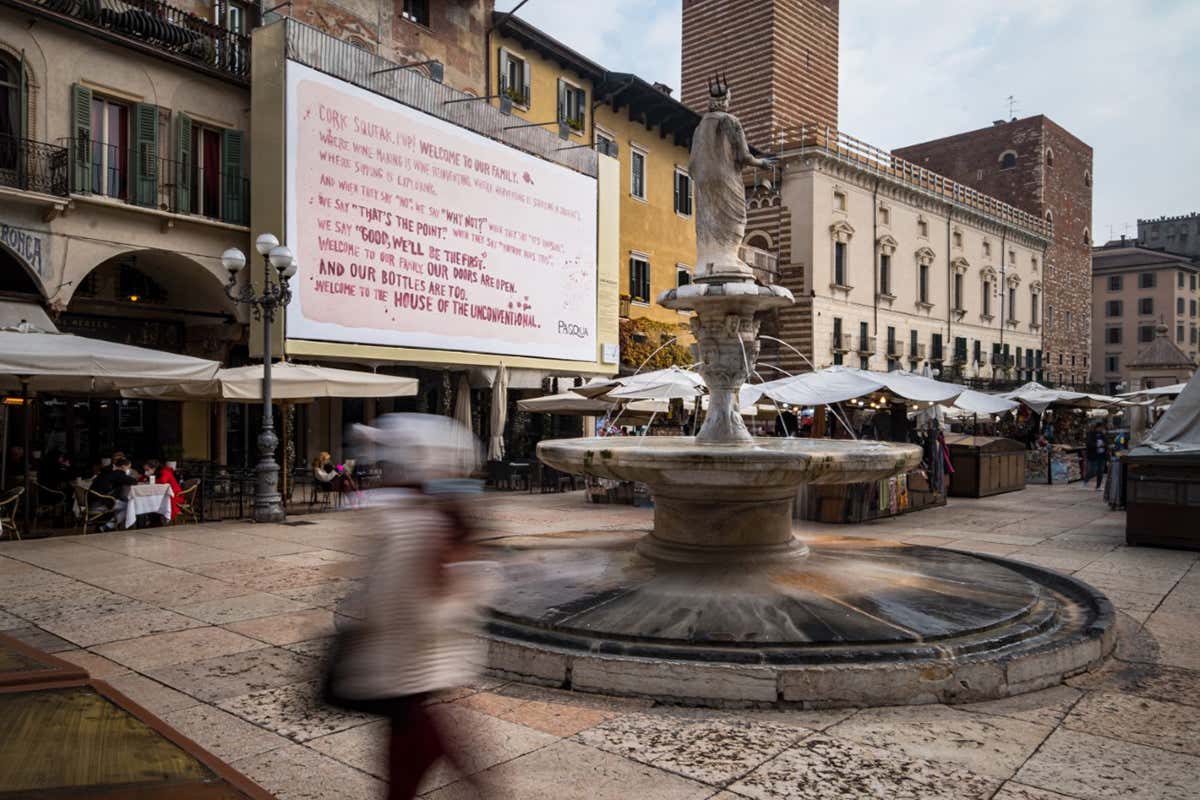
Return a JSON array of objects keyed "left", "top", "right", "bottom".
[{"left": 565, "top": 116, "right": 585, "bottom": 132}]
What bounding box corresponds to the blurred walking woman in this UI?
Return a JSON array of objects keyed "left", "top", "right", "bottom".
[{"left": 324, "top": 414, "right": 488, "bottom": 799}]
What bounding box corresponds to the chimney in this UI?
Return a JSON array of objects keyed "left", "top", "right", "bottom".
[{"left": 652, "top": 82, "right": 673, "bottom": 96}]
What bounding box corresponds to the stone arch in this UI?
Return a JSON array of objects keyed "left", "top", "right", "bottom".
[
  {"left": 1045, "top": 147, "right": 1054, "bottom": 167},
  {"left": 0, "top": 35, "right": 44, "bottom": 140},
  {"left": 998, "top": 149, "right": 1017, "bottom": 169},
  {"left": 745, "top": 230, "right": 773, "bottom": 251},
  {"left": 0, "top": 243, "right": 46, "bottom": 299}
]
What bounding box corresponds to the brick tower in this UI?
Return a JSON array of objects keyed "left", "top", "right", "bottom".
[
  {"left": 681, "top": 0, "right": 839, "bottom": 148},
  {"left": 895, "top": 117, "right": 1095, "bottom": 387}
]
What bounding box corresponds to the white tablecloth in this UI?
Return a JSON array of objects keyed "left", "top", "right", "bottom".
[{"left": 124, "top": 483, "right": 173, "bottom": 528}]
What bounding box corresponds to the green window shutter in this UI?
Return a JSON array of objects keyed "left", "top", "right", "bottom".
[
  {"left": 132, "top": 103, "right": 158, "bottom": 208},
  {"left": 175, "top": 112, "right": 192, "bottom": 214},
  {"left": 70, "top": 83, "right": 92, "bottom": 193},
  {"left": 221, "top": 128, "right": 245, "bottom": 224}
]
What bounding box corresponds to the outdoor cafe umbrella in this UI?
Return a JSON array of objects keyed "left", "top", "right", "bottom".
[
  {"left": 488, "top": 363, "right": 508, "bottom": 462},
  {"left": 0, "top": 318, "right": 221, "bottom": 531},
  {"left": 122, "top": 361, "right": 419, "bottom": 401},
  {"left": 745, "top": 365, "right": 963, "bottom": 408},
  {"left": 453, "top": 373, "right": 473, "bottom": 431}
]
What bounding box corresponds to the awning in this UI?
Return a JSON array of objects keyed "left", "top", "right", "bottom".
[
  {"left": 123, "top": 361, "right": 418, "bottom": 401},
  {"left": 949, "top": 389, "right": 1019, "bottom": 415},
  {"left": 1138, "top": 368, "right": 1200, "bottom": 453},
  {"left": 517, "top": 391, "right": 618, "bottom": 415},
  {"left": 747, "top": 366, "right": 963, "bottom": 407}
]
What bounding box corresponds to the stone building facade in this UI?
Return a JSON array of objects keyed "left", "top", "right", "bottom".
[
  {"left": 894, "top": 116, "right": 1095, "bottom": 388},
  {"left": 1138, "top": 212, "right": 1200, "bottom": 259},
  {"left": 288, "top": 0, "right": 492, "bottom": 95},
  {"left": 1090, "top": 241, "right": 1199, "bottom": 394},
  {"left": 754, "top": 129, "right": 1050, "bottom": 382},
  {"left": 681, "top": 0, "right": 839, "bottom": 149}
]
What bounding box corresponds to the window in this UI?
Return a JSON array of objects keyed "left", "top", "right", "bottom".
[
  {"left": 214, "top": 0, "right": 251, "bottom": 71},
  {"left": 999, "top": 150, "right": 1017, "bottom": 169},
  {"left": 1083, "top": 228, "right": 1090, "bottom": 246},
  {"left": 954, "top": 336, "right": 967, "bottom": 363},
  {"left": 1138, "top": 297, "right": 1153, "bottom": 315},
  {"left": 174, "top": 113, "right": 244, "bottom": 222},
  {"left": 1108, "top": 275, "right": 1122, "bottom": 291},
  {"left": 983, "top": 240, "right": 991, "bottom": 258},
  {"left": 0, "top": 52, "right": 25, "bottom": 174},
  {"left": 498, "top": 50, "right": 530, "bottom": 106},
  {"left": 1031, "top": 291, "right": 1039, "bottom": 325},
  {"left": 1084, "top": 170, "right": 1092, "bottom": 188},
  {"left": 1047, "top": 304, "right": 1054, "bottom": 325},
  {"left": 1106, "top": 300, "right": 1123, "bottom": 317},
  {"left": 1178, "top": 324, "right": 1185, "bottom": 343},
  {"left": 1179, "top": 298, "right": 1186, "bottom": 315},
  {"left": 673, "top": 170, "right": 692, "bottom": 216},
  {"left": 1139, "top": 272, "right": 1156, "bottom": 288},
  {"left": 1045, "top": 147, "right": 1054, "bottom": 167},
  {"left": 1106, "top": 327, "right": 1121, "bottom": 345},
  {"left": 878, "top": 206, "right": 890, "bottom": 225},
  {"left": 931, "top": 333, "right": 943, "bottom": 361},
  {"left": 886, "top": 326, "right": 896, "bottom": 358},
  {"left": 973, "top": 339, "right": 981, "bottom": 364},
  {"left": 1192, "top": 274, "right": 1197, "bottom": 291},
  {"left": 630, "top": 148, "right": 646, "bottom": 200},
  {"left": 629, "top": 255, "right": 650, "bottom": 303},
  {"left": 834, "top": 242, "right": 847, "bottom": 286},
  {"left": 401, "top": 0, "right": 429, "bottom": 25},
  {"left": 859, "top": 321, "right": 870, "bottom": 354},
  {"left": 982, "top": 280, "right": 992, "bottom": 317},
  {"left": 879, "top": 253, "right": 891, "bottom": 295},
  {"left": 676, "top": 265, "right": 691, "bottom": 287},
  {"left": 860, "top": 356, "right": 870, "bottom": 370},
  {"left": 832, "top": 317, "right": 843, "bottom": 365},
  {"left": 1009, "top": 249, "right": 1016, "bottom": 266},
  {"left": 1007, "top": 286, "right": 1016, "bottom": 321},
  {"left": 1105, "top": 354, "right": 1119, "bottom": 373},
  {"left": 918, "top": 263, "right": 929, "bottom": 304},
  {"left": 953, "top": 273, "right": 963, "bottom": 310},
  {"left": 1192, "top": 299, "right": 1198, "bottom": 317},
  {"left": 833, "top": 190, "right": 846, "bottom": 211},
  {"left": 953, "top": 231, "right": 963, "bottom": 249},
  {"left": 1180, "top": 272, "right": 1186, "bottom": 289},
  {"left": 595, "top": 131, "right": 617, "bottom": 158},
  {"left": 917, "top": 218, "right": 928, "bottom": 238},
  {"left": 910, "top": 329, "right": 918, "bottom": 358},
  {"left": 557, "top": 79, "right": 586, "bottom": 132},
  {"left": 88, "top": 94, "right": 130, "bottom": 199},
  {"left": 1138, "top": 325, "right": 1155, "bottom": 343}
]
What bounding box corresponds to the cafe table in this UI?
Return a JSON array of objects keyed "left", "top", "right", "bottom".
[{"left": 124, "top": 483, "right": 174, "bottom": 528}]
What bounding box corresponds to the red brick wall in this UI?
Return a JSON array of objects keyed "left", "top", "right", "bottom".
[
  {"left": 894, "top": 116, "right": 1094, "bottom": 386},
  {"left": 682, "top": 0, "right": 838, "bottom": 148},
  {"left": 290, "top": 0, "right": 491, "bottom": 95}
]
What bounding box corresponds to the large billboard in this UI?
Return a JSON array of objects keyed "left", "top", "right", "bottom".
[{"left": 284, "top": 61, "right": 598, "bottom": 362}]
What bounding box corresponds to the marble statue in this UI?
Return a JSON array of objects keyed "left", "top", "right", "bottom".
[{"left": 689, "top": 73, "right": 774, "bottom": 281}]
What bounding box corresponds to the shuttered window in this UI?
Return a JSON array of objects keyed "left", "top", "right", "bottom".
[{"left": 629, "top": 256, "right": 650, "bottom": 303}]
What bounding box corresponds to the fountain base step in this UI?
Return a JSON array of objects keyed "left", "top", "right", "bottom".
[{"left": 479, "top": 531, "right": 1115, "bottom": 708}]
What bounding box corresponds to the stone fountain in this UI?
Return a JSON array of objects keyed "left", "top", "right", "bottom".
[{"left": 480, "top": 78, "right": 1113, "bottom": 707}]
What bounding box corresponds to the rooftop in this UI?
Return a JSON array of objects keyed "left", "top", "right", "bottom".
[
  {"left": 1130, "top": 324, "right": 1195, "bottom": 369},
  {"left": 1091, "top": 242, "right": 1198, "bottom": 272},
  {"left": 775, "top": 125, "right": 1053, "bottom": 240}
]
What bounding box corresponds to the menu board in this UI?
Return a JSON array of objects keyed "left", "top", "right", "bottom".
[{"left": 285, "top": 61, "right": 598, "bottom": 361}]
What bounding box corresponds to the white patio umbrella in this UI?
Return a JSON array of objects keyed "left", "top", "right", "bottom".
[
  {"left": 453, "top": 373, "right": 473, "bottom": 431},
  {"left": 0, "top": 318, "right": 221, "bottom": 531},
  {"left": 517, "top": 391, "right": 618, "bottom": 415},
  {"left": 575, "top": 366, "right": 703, "bottom": 399},
  {"left": 949, "top": 389, "right": 1019, "bottom": 416},
  {"left": 488, "top": 363, "right": 508, "bottom": 462},
  {"left": 123, "top": 361, "right": 419, "bottom": 401}
]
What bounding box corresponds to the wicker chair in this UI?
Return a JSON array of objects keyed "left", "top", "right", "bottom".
[
  {"left": 174, "top": 479, "right": 200, "bottom": 525},
  {"left": 74, "top": 486, "right": 118, "bottom": 534},
  {"left": 34, "top": 482, "right": 67, "bottom": 528},
  {"left": 0, "top": 486, "right": 23, "bottom": 540}
]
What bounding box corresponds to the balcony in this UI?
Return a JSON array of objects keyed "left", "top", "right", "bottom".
[
  {"left": 10, "top": 0, "right": 250, "bottom": 83},
  {"left": 63, "top": 138, "right": 249, "bottom": 226},
  {"left": 886, "top": 339, "right": 902, "bottom": 358},
  {"left": 910, "top": 342, "right": 926, "bottom": 360},
  {"left": 738, "top": 244, "right": 778, "bottom": 281},
  {"left": 930, "top": 347, "right": 945, "bottom": 363},
  {"left": 831, "top": 333, "right": 852, "bottom": 353},
  {"left": 857, "top": 336, "right": 876, "bottom": 355},
  {"left": 977, "top": 352, "right": 989, "bottom": 367},
  {"left": 0, "top": 134, "right": 69, "bottom": 197}
]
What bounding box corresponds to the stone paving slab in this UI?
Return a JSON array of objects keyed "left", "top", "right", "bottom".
[{"left": 0, "top": 483, "right": 1196, "bottom": 799}]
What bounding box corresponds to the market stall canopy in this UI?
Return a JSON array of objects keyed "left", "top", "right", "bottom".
[
  {"left": 745, "top": 366, "right": 963, "bottom": 407},
  {"left": 0, "top": 320, "right": 220, "bottom": 393},
  {"left": 949, "top": 389, "right": 1020, "bottom": 415},
  {"left": 1137, "top": 368, "right": 1200, "bottom": 454},
  {"left": 1001, "top": 383, "right": 1119, "bottom": 413},
  {"left": 578, "top": 367, "right": 704, "bottom": 400},
  {"left": 123, "top": 361, "right": 418, "bottom": 401},
  {"left": 1117, "top": 382, "right": 1189, "bottom": 399}
]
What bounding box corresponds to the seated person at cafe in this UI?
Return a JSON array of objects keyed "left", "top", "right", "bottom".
[
  {"left": 90, "top": 457, "right": 138, "bottom": 530},
  {"left": 142, "top": 459, "right": 184, "bottom": 519}
]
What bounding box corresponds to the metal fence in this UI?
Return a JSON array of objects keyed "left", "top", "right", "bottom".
[
  {"left": 13, "top": 0, "right": 250, "bottom": 81},
  {"left": 61, "top": 138, "right": 249, "bottom": 225},
  {"left": 0, "top": 134, "right": 69, "bottom": 196}
]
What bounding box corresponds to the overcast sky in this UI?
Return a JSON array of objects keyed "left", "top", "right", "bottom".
[{"left": 498, "top": 0, "right": 1200, "bottom": 241}]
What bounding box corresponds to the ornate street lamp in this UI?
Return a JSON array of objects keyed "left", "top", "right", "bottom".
[{"left": 222, "top": 233, "right": 298, "bottom": 523}]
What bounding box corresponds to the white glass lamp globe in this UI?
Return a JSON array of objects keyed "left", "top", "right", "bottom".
[
  {"left": 221, "top": 248, "right": 247, "bottom": 275},
  {"left": 255, "top": 233, "right": 280, "bottom": 256}
]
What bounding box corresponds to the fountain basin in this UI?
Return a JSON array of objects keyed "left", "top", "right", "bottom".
[{"left": 538, "top": 436, "right": 921, "bottom": 563}]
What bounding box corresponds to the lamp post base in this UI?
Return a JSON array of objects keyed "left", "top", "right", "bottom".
[{"left": 253, "top": 428, "right": 286, "bottom": 524}]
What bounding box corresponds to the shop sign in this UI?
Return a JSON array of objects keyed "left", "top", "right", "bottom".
[{"left": 0, "top": 223, "right": 49, "bottom": 278}]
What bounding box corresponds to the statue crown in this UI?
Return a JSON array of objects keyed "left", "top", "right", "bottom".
[{"left": 707, "top": 72, "right": 729, "bottom": 99}]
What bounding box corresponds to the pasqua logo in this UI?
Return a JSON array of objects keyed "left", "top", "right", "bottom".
[{"left": 558, "top": 320, "right": 589, "bottom": 338}]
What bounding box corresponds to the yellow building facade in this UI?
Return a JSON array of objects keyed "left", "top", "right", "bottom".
[{"left": 492, "top": 16, "right": 700, "bottom": 345}]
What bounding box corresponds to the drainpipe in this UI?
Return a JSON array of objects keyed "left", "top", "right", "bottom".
[
  {"left": 872, "top": 179, "right": 879, "bottom": 339},
  {"left": 999, "top": 227, "right": 1007, "bottom": 370},
  {"left": 1040, "top": 240, "right": 1050, "bottom": 381},
  {"left": 946, "top": 211, "right": 952, "bottom": 375}
]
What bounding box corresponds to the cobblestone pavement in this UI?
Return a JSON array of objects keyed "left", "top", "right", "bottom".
[{"left": 2, "top": 483, "right": 1198, "bottom": 799}]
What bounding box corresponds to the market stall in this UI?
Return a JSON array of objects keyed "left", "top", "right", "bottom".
[
  {"left": 944, "top": 435, "right": 1026, "bottom": 497},
  {"left": 1002, "top": 382, "right": 1120, "bottom": 485},
  {"left": 1123, "top": 369, "right": 1200, "bottom": 550}
]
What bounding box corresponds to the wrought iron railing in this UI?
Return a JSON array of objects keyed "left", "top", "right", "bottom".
[
  {"left": 62, "top": 138, "right": 249, "bottom": 225},
  {"left": 0, "top": 134, "right": 69, "bottom": 196},
  {"left": 775, "top": 124, "right": 1053, "bottom": 240},
  {"left": 12, "top": 0, "right": 250, "bottom": 81}
]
